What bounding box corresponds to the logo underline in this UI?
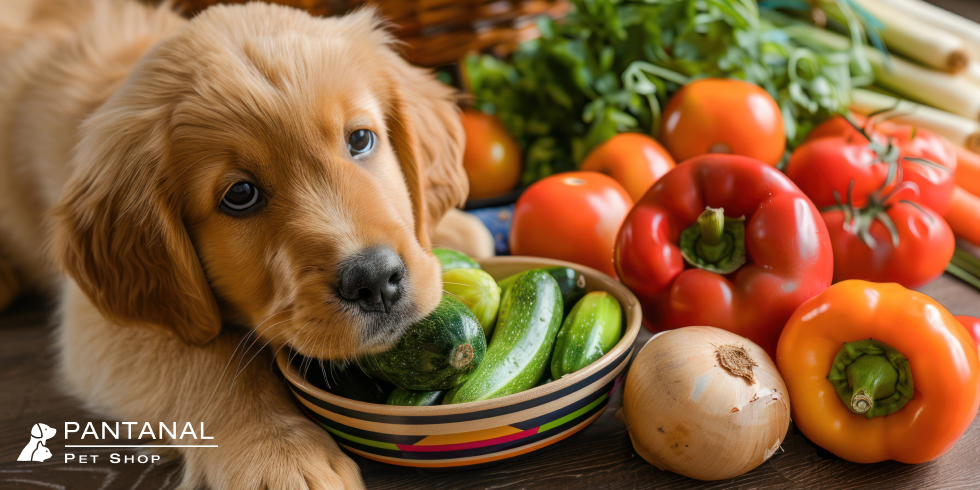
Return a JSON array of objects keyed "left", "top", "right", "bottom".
[{"left": 64, "top": 445, "right": 218, "bottom": 448}]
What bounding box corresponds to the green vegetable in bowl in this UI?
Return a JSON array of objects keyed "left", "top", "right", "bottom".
[
  {"left": 387, "top": 388, "right": 445, "bottom": 407},
  {"left": 360, "top": 296, "right": 486, "bottom": 391},
  {"left": 551, "top": 292, "right": 623, "bottom": 379},
  {"left": 442, "top": 268, "right": 501, "bottom": 339},
  {"left": 433, "top": 248, "right": 480, "bottom": 272},
  {"left": 447, "top": 270, "right": 563, "bottom": 403},
  {"left": 498, "top": 266, "right": 587, "bottom": 315}
]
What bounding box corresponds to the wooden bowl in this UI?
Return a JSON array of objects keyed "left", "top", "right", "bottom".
[{"left": 277, "top": 256, "right": 641, "bottom": 469}]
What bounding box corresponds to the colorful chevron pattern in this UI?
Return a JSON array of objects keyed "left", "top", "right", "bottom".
[{"left": 288, "top": 346, "right": 632, "bottom": 469}]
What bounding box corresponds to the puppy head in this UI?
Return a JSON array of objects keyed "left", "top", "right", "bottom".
[
  {"left": 48, "top": 4, "right": 466, "bottom": 357},
  {"left": 31, "top": 423, "right": 55, "bottom": 440}
]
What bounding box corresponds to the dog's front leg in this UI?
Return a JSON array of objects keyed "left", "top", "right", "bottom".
[{"left": 56, "top": 282, "right": 364, "bottom": 490}]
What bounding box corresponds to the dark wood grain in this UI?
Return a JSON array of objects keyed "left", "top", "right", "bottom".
[{"left": 2, "top": 1, "right": 980, "bottom": 488}]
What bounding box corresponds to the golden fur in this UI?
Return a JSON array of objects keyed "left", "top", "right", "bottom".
[{"left": 0, "top": 0, "right": 478, "bottom": 487}]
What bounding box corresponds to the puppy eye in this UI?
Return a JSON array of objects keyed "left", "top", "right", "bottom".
[
  {"left": 348, "top": 129, "right": 375, "bottom": 157},
  {"left": 220, "top": 181, "right": 266, "bottom": 217}
]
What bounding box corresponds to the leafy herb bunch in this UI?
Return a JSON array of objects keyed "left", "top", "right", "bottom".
[{"left": 465, "top": 0, "right": 868, "bottom": 185}]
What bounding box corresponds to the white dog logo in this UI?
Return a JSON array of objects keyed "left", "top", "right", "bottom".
[{"left": 17, "top": 423, "right": 56, "bottom": 462}]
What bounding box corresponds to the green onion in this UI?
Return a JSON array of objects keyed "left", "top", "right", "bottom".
[
  {"left": 777, "top": 21, "right": 980, "bottom": 121},
  {"left": 948, "top": 247, "right": 980, "bottom": 292}
]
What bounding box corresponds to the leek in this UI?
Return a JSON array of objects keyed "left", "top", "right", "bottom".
[
  {"left": 779, "top": 22, "right": 980, "bottom": 121},
  {"left": 879, "top": 0, "right": 980, "bottom": 58},
  {"left": 849, "top": 89, "right": 980, "bottom": 152},
  {"left": 853, "top": 0, "right": 968, "bottom": 73},
  {"left": 967, "top": 61, "right": 980, "bottom": 88}
]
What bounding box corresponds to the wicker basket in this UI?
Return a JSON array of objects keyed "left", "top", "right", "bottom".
[{"left": 175, "top": 0, "right": 569, "bottom": 66}]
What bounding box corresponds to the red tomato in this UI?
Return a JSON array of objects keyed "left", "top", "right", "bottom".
[
  {"left": 659, "top": 78, "right": 785, "bottom": 166},
  {"left": 580, "top": 133, "right": 676, "bottom": 202},
  {"left": 790, "top": 115, "right": 957, "bottom": 214},
  {"left": 785, "top": 136, "right": 888, "bottom": 209},
  {"left": 802, "top": 113, "right": 897, "bottom": 142},
  {"left": 884, "top": 125, "right": 958, "bottom": 216},
  {"left": 823, "top": 199, "right": 955, "bottom": 289},
  {"left": 461, "top": 109, "right": 522, "bottom": 200},
  {"left": 955, "top": 316, "right": 980, "bottom": 355},
  {"left": 510, "top": 172, "right": 633, "bottom": 276}
]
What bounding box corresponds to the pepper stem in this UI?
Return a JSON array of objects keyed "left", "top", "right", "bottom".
[
  {"left": 845, "top": 354, "right": 898, "bottom": 414},
  {"left": 679, "top": 207, "right": 747, "bottom": 274},
  {"left": 698, "top": 207, "right": 725, "bottom": 243},
  {"left": 827, "top": 339, "right": 914, "bottom": 418}
]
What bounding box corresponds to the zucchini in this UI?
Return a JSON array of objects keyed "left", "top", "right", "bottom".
[
  {"left": 359, "top": 296, "right": 486, "bottom": 391},
  {"left": 550, "top": 292, "right": 623, "bottom": 379},
  {"left": 442, "top": 268, "right": 501, "bottom": 339},
  {"left": 433, "top": 248, "right": 480, "bottom": 272},
  {"left": 442, "top": 388, "right": 456, "bottom": 405},
  {"left": 498, "top": 266, "right": 587, "bottom": 315},
  {"left": 447, "top": 270, "right": 563, "bottom": 403},
  {"left": 387, "top": 387, "right": 444, "bottom": 406}
]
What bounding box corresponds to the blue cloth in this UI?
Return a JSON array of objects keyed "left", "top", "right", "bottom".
[{"left": 467, "top": 204, "right": 515, "bottom": 256}]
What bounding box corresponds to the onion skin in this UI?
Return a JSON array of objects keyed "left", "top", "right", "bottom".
[{"left": 622, "top": 326, "right": 790, "bottom": 481}]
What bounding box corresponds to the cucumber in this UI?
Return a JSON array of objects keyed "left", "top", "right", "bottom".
[
  {"left": 442, "top": 268, "right": 500, "bottom": 339},
  {"left": 359, "top": 296, "right": 486, "bottom": 391},
  {"left": 550, "top": 292, "right": 623, "bottom": 379},
  {"left": 304, "top": 359, "right": 391, "bottom": 404},
  {"left": 387, "top": 387, "right": 444, "bottom": 406},
  {"left": 498, "top": 266, "right": 587, "bottom": 315},
  {"left": 433, "top": 248, "right": 480, "bottom": 272},
  {"left": 442, "top": 388, "right": 456, "bottom": 405},
  {"left": 447, "top": 270, "right": 563, "bottom": 403}
]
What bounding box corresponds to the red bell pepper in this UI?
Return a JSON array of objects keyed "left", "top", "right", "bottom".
[
  {"left": 615, "top": 154, "right": 834, "bottom": 357},
  {"left": 957, "top": 316, "right": 980, "bottom": 356}
]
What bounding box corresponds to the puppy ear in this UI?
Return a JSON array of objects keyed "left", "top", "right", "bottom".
[
  {"left": 382, "top": 45, "right": 467, "bottom": 246},
  {"left": 48, "top": 100, "right": 221, "bottom": 345},
  {"left": 31, "top": 424, "right": 42, "bottom": 439}
]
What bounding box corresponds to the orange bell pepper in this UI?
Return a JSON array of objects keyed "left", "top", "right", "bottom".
[{"left": 776, "top": 281, "right": 980, "bottom": 464}]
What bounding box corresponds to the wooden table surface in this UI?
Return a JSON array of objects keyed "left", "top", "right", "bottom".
[
  {"left": 2, "top": 276, "right": 979, "bottom": 490},
  {"left": 3, "top": 1, "right": 980, "bottom": 489}
]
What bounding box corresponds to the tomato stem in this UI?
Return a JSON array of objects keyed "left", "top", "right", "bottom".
[
  {"left": 678, "top": 207, "right": 746, "bottom": 274},
  {"left": 827, "top": 339, "right": 914, "bottom": 418}
]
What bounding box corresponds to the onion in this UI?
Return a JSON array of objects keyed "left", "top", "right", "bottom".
[{"left": 621, "top": 326, "right": 790, "bottom": 481}]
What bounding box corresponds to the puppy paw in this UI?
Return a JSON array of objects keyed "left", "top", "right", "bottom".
[
  {"left": 178, "top": 416, "right": 364, "bottom": 490},
  {"left": 433, "top": 208, "right": 496, "bottom": 258}
]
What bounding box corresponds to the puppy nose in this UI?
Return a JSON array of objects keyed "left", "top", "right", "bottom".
[{"left": 338, "top": 247, "right": 406, "bottom": 313}]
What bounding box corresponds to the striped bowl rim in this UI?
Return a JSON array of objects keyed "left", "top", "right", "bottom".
[
  {"left": 277, "top": 256, "right": 641, "bottom": 419},
  {"left": 278, "top": 256, "right": 640, "bottom": 467}
]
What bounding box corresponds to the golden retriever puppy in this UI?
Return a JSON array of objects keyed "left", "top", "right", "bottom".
[{"left": 0, "top": 0, "right": 472, "bottom": 487}]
